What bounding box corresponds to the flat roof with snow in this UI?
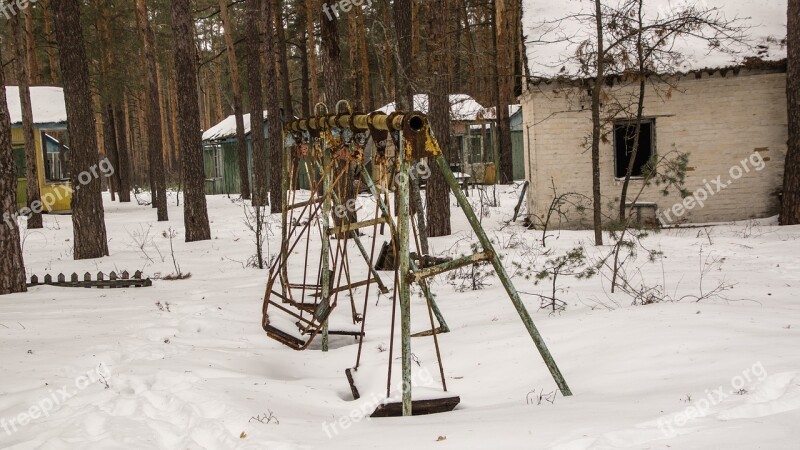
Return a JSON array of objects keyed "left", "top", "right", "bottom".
[
  {"left": 5, "top": 86, "right": 67, "bottom": 126},
  {"left": 377, "top": 94, "right": 488, "bottom": 122},
  {"left": 523, "top": 0, "right": 787, "bottom": 78},
  {"left": 202, "top": 111, "right": 268, "bottom": 142}
]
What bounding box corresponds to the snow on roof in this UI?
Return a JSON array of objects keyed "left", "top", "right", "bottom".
[
  {"left": 202, "top": 111, "right": 267, "bottom": 142},
  {"left": 523, "top": 0, "right": 787, "bottom": 78},
  {"left": 5, "top": 86, "right": 67, "bottom": 125},
  {"left": 377, "top": 94, "right": 487, "bottom": 121}
]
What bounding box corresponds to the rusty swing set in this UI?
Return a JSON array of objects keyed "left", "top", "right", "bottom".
[{"left": 261, "top": 101, "right": 572, "bottom": 417}]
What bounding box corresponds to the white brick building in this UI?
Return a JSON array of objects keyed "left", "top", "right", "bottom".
[{"left": 520, "top": 64, "right": 788, "bottom": 228}]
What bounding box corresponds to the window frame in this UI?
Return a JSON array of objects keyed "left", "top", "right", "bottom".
[
  {"left": 612, "top": 118, "right": 656, "bottom": 181},
  {"left": 41, "top": 129, "right": 71, "bottom": 183}
]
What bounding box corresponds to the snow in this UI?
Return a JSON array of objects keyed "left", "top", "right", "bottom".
[
  {"left": 522, "top": 0, "right": 788, "bottom": 77},
  {"left": 5, "top": 86, "right": 67, "bottom": 126},
  {"left": 202, "top": 111, "right": 267, "bottom": 142},
  {"left": 377, "top": 94, "right": 488, "bottom": 121},
  {"left": 1, "top": 187, "right": 799, "bottom": 449}
]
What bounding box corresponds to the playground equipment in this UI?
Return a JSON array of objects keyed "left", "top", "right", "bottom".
[{"left": 262, "top": 102, "right": 571, "bottom": 417}]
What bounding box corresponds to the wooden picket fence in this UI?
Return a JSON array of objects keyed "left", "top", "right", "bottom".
[{"left": 26, "top": 270, "right": 152, "bottom": 289}]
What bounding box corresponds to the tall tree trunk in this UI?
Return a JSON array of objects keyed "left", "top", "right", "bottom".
[
  {"left": 135, "top": 0, "right": 168, "bottom": 221},
  {"left": 495, "top": 0, "right": 516, "bottom": 184},
  {"left": 394, "top": 0, "right": 429, "bottom": 248},
  {"left": 464, "top": 1, "right": 477, "bottom": 97},
  {"left": 393, "top": 0, "right": 413, "bottom": 109},
  {"left": 452, "top": 0, "right": 463, "bottom": 93},
  {"left": 43, "top": 0, "right": 59, "bottom": 83},
  {"left": 213, "top": 63, "right": 224, "bottom": 123},
  {"left": 102, "top": 106, "right": 122, "bottom": 201},
  {"left": 320, "top": 0, "right": 355, "bottom": 225},
  {"left": 23, "top": 3, "right": 38, "bottom": 84},
  {"left": 349, "top": 8, "right": 361, "bottom": 108},
  {"left": 590, "top": 0, "right": 605, "bottom": 245},
  {"left": 134, "top": 94, "right": 148, "bottom": 187},
  {"left": 156, "top": 62, "right": 173, "bottom": 176},
  {"left": 320, "top": 1, "right": 343, "bottom": 104},
  {"left": 299, "top": 27, "right": 311, "bottom": 117},
  {"left": 381, "top": 0, "right": 394, "bottom": 101},
  {"left": 53, "top": 0, "right": 110, "bottom": 259},
  {"left": 114, "top": 105, "right": 132, "bottom": 202},
  {"left": 264, "top": 0, "right": 283, "bottom": 210},
  {"left": 97, "top": 0, "right": 120, "bottom": 201},
  {"left": 305, "top": 0, "right": 319, "bottom": 107},
  {"left": 170, "top": 0, "right": 211, "bottom": 242},
  {"left": 248, "top": 0, "right": 268, "bottom": 206},
  {"left": 426, "top": 0, "right": 452, "bottom": 238},
  {"left": 219, "top": 0, "right": 251, "bottom": 200},
  {"left": 355, "top": 4, "right": 371, "bottom": 111},
  {"left": 10, "top": 8, "right": 43, "bottom": 229},
  {"left": 274, "top": 0, "right": 293, "bottom": 115},
  {"left": 0, "top": 46, "right": 27, "bottom": 295},
  {"left": 783, "top": 0, "right": 800, "bottom": 225},
  {"left": 169, "top": 73, "right": 181, "bottom": 170}
]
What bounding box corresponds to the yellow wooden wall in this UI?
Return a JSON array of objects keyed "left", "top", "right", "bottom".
[{"left": 12, "top": 127, "right": 72, "bottom": 213}]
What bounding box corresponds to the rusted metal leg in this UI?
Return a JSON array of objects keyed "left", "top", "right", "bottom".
[{"left": 313, "top": 159, "right": 389, "bottom": 295}]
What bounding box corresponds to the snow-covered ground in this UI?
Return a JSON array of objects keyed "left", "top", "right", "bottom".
[{"left": 1, "top": 187, "right": 799, "bottom": 449}]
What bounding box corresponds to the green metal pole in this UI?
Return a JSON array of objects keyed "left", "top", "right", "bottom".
[
  {"left": 321, "top": 138, "right": 332, "bottom": 353},
  {"left": 397, "top": 137, "right": 413, "bottom": 416},
  {"left": 434, "top": 153, "right": 573, "bottom": 396}
]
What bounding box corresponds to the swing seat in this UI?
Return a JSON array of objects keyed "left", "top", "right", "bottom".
[
  {"left": 345, "top": 368, "right": 460, "bottom": 417},
  {"left": 370, "top": 396, "right": 461, "bottom": 418}
]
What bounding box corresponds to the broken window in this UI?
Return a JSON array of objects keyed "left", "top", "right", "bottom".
[{"left": 614, "top": 120, "right": 654, "bottom": 179}]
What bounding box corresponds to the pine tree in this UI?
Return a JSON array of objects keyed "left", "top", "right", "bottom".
[
  {"left": 219, "top": 0, "right": 252, "bottom": 200},
  {"left": 9, "top": 6, "right": 43, "bottom": 229},
  {"left": 53, "top": 0, "right": 110, "bottom": 259},
  {"left": 135, "top": 0, "right": 168, "bottom": 221},
  {"left": 170, "top": 0, "right": 212, "bottom": 242},
  {"left": 248, "top": 0, "right": 269, "bottom": 207},
  {"left": 783, "top": 0, "right": 800, "bottom": 225},
  {"left": 0, "top": 45, "right": 27, "bottom": 295},
  {"left": 426, "top": 0, "right": 452, "bottom": 237}
]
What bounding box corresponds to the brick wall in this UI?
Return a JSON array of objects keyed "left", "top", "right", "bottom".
[{"left": 521, "top": 69, "right": 787, "bottom": 228}]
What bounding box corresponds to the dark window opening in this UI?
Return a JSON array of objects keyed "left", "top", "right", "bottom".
[
  {"left": 13, "top": 146, "right": 26, "bottom": 178},
  {"left": 614, "top": 120, "right": 654, "bottom": 178}
]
